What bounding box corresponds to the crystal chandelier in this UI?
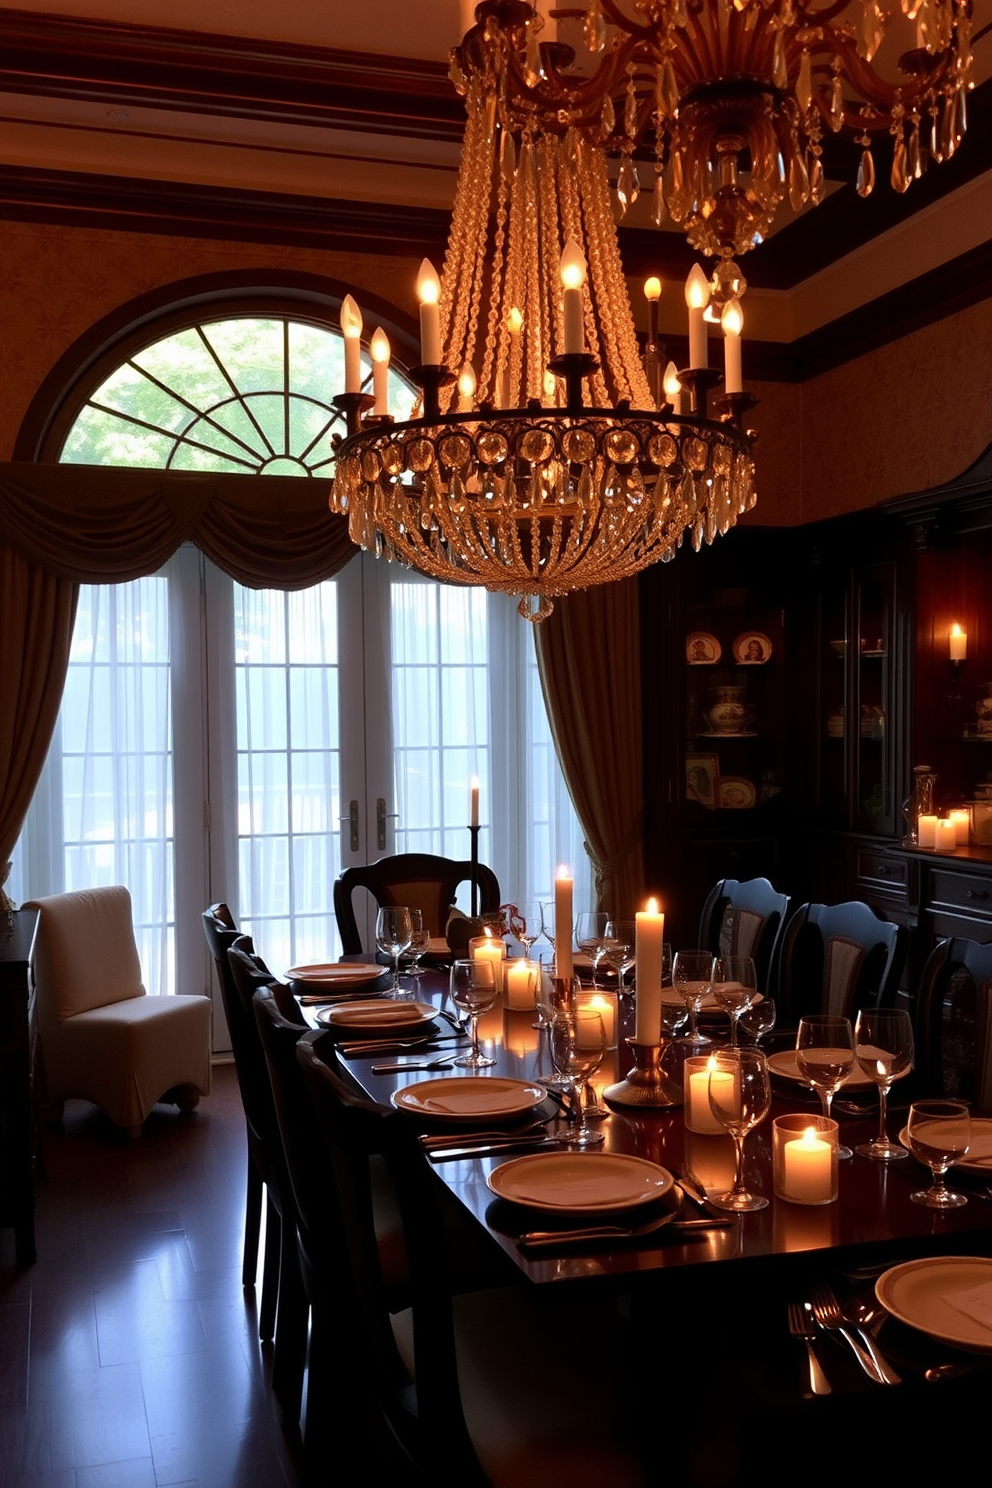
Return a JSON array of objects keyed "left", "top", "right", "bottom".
[{"left": 331, "top": 2, "right": 762, "bottom": 619}]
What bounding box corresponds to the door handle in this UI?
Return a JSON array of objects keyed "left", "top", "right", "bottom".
[
  {"left": 377, "top": 797, "right": 399, "bottom": 852},
  {"left": 339, "top": 799, "right": 359, "bottom": 853}
]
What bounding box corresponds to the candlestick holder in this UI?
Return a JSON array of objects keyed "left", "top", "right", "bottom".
[
  {"left": 675, "top": 367, "right": 722, "bottom": 419},
  {"left": 468, "top": 822, "right": 480, "bottom": 918},
  {"left": 603, "top": 1039, "right": 683, "bottom": 1109},
  {"left": 948, "top": 657, "right": 965, "bottom": 705},
  {"left": 546, "top": 352, "right": 600, "bottom": 414},
  {"left": 712, "top": 389, "right": 759, "bottom": 433},
  {"left": 410, "top": 365, "right": 456, "bottom": 421},
  {"left": 332, "top": 390, "right": 375, "bottom": 437}
]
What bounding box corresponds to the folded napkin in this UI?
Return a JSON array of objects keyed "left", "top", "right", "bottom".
[
  {"left": 945, "top": 1281, "right": 992, "bottom": 1335},
  {"left": 509, "top": 1169, "right": 651, "bottom": 1207},
  {"left": 424, "top": 1090, "right": 528, "bottom": 1114}
]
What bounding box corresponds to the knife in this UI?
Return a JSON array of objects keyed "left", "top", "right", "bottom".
[
  {"left": 674, "top": 1170, "right": 724, "bottom": 1218},
  {"left": 427, "top": 1135, "right": 563, "bottom": 1161}
]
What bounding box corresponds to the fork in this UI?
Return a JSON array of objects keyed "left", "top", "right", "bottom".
[
  {"left": 788, "top": 1302, "right": 831, "bottom": 1396},
  {"left": 809, "top": 1282, "right": 901, "bottom": 1384},
  {"left": 370, "top": 1053, "right": 461, "bottom": 1074}
]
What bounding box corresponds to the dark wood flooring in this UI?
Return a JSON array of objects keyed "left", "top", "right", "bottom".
[{"left": 0, "top": 1065, "right": 302, "bottom": 1488}]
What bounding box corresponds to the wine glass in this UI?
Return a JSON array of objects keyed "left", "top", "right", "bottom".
[
  {"left": 906, "top": 1099, "right": 971, "bottom": 1208},
  {"left": 854, "top": 1007, "right": 914, "bottom": 1160},
  {"left": 449, "top": 959, "right": 499, "bottom": 1068},
  {"left": 672, "top": 949, "right": 715, "bottom": 1045},
  {"left": 575, "top": 912, "right": 610, "bottom": 985},
  {"left": 711, "top": 955, "right": 757, "bottom": 1047},
  {"left": 602, "top": 919, "right": 636, "bottom": 996},
  {"left": 512, "top": 901, "right": 544, "bottom": 959},
  {"left": 739, "top": 997, "right": 776, "bottom": 1047},
  {"left": 706, "top": 1048, "right": 772, "bottom": 1212},
  {"left": 405, "top": 908, "right": 430, "bottom": 977},
  {"left": 538, "top": 901, "right": 556, "bottom": 965},
  {"left": 796, "top": 1014, "right": 855, "bottom": 1159},
  {"left": 375, "top": 906, "right": 414, "bottom": 998},
  {"left": 549, "top": 1009, "right": 607, "bottom": 1147}
]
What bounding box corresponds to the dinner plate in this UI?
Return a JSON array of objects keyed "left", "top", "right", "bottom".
[
  {"left": 662, "top": 988, "right": 764, "bottom": 1013},
  {"left": 875, "top": 1257, "right": 992, "bottom": 1353},
  {"left": 487, "top": 1152, "right": 675, "bottom": 1214},
  {"left": 767, "top": 1049, "right": 874, "bottom": 1090},
  {"left": 391, "top": 1077, "right": 546, "bottom": 1122},
  {"left": 287, "top": 962, "right": 382, "bottom": 988},
  {"left": 316, "top": 1000, "right": 436, "bottom": 1032},
  {"left": 897, "top": 1117, "right": 992, "bottom": 1173}
]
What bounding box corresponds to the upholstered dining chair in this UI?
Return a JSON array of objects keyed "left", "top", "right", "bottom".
[
  {"left": 333, "top": 853, "right": 501, "bottom": 955},
  {"left": 777, "top": 899, "right": 907, "bottom": 1027},
  {"left": 225, "top": 940, "right": 308, "bottom": 1427},
  {"left": 698, "top": 876, "right": 790, "bottom": 995},
  {"left": 297, "top": 1031, "right": 650, "bottom": 1488},
  {"left": 915, "top": 936, "right": 992, "bottom": 1112},
  {"left": 24, "top": 886, "right": 211, "bottom": 1140}
]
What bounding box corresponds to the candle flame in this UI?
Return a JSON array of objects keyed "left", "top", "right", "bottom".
[
  {"left": 559, "top": 239, "right": 587, "bottom": 290},
  {"left": 721, "top": 297, "right": 744, "bottom": 336},
  {"left": 643, "top": 275, "right": 662, "bottom": 301},
  {"left": 685, "top": 263, "right": 710, "bottom": 310},
  {"left": 646, "top": 896, "right": 658, "bottom": 913},
  {"left": 417, "top": 259, "right": 440, "bottom": 305},
  {"left": 556, "top": 864, "right": 571, "bottom": 879},
  {"left": 370, "top": 327, "right": 390, "bottom": 364},
  {"left": 339, "top": 294, "right": 362, "bottom": 336}
]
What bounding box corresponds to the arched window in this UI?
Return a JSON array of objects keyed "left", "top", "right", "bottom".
[{"left": 13, "top": 294, "right": 590, "bottom": 1019}]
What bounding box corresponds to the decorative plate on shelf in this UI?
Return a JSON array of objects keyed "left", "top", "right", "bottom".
[
  {"left": 716, "top": 776, "right": 757, "bottom": 809},
  {"left": 732, "top": 631, "right": 772, "bottom": 664},
  {"left": 686, "top": 632, "right": 721, "bottom": 665}
]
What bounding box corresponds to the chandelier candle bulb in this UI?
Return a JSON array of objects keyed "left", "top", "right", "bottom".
[
  {"left": 340, "top": 295, "right": 363, "bottom": 394},
  {"left": 633, "top": 898, "right": 664, "bottom": 1045},
  {"left": 644, "top": 276, "right": 661, "bottom": 346},
  {"left": 501, "top": 306, "right": 524, "bottom": 409},
  {"left": 554, "top": 867, "right": 573, "bottom": 978},
  {"left": 950, "top": 623, "right": 967, "bottom": 662},
  {"left": 721, "top": 298, "right": 743, "bottom": 395},
  {"left": 369, "top": 327, "right": 390, "bottom": 415},
  {"left": 560, "top": 241, "right": 587, "bottom": 355},
  {"left": 685, "top": 265, "right": 710, "bottom": 370},
  {"left": 457, "top": 362, "right": 476, "bottom": 412},
  {"left": 417, "top": 259, "right": 442, "bottom": 365},
  {"left": 663, "top": 361, "right": 682, "bottom": 415}
]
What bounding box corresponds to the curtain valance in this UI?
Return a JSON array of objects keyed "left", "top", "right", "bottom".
[{"left": 0, "top": 462, "right": 355, "bottom": 589}]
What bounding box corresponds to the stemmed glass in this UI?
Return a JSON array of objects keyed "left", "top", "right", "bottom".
[
  {"left": 672, "top": 949, "right": 715, "bottom": 1045},
  {"left": 575, "top": 912, "right": 610, "bottom": 985},
  {"left": 796, "top": 1014, "right": 855, "bottom": 1159},
  {"left": 375, "top": 906, "right": 414, "bottom": 998},
  {"left": 602, "top": 920, "right": 636, "bottom": 996},
  {"left": 906, "top": 1099, "right": 971, "bottom": 1208},
  {"left": 405, "top": 908, "right": 430, "bottom": 977},
  {"left": 449, "top": 959, "right": 498, "bottom": 1068},
  {"left": 706, "top": 1048, "right": 772, "bottom": 1212},
  {"left": 549, "top": 1009, "right": 608, "bottom": 1147},
  {"left": 512, "top": 901, "right": 544, "bottom": 960},
  {"left": 854, "top": 1008, "right": 914, "bottom": 1160},
  {"left": 538, "top": 901, "right": 556, "bottom": 966},
  {"left": 711, "top": 955, "right": 757, "bottom": 1046},
  {"left": 739, "top": 998, "right": 776, "bottom": 1047}
]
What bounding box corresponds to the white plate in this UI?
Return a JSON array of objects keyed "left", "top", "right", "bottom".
[
  {"left": 316, "top": 1000, "right": 436, "bottom": 1032},
  {"left": 875, "top": 1257, "right": 992, "bottom": 1353},
  {"left": 487, "top": 1153, "right": 675, "bottom": 1213},
  {"left": 287, "top": 962, "right": 382, "bottom": 988},
  {"left": 767, "top": 1049, "right": 875, "bottom": 1091},
  {"left": 897, "top": 1117, "right": 992, "bottom": 1173},
  {"left": 391, "top": 1077, "right": 546, "bottom": 1122}
]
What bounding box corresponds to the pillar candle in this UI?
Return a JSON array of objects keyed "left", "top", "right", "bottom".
[
  {"left": 949, "top": 623, "right": 967, "bottom": 662},
  {"left": 504, "top": 959, "right": 540, "bottom": 1011},
  {"left": 576, "top": 989, "right": 617, "bottom": 1049},
  {"left": 554, "top": 867, "right": 573, "bottom": 978},
  {"left": 934, "top": 817, "right": 957, "bottom": 853},
  {"left": 685, "top": 1054, "right": 729, "bottom": 1134},
  {"left": 949, "top": 808, "right": 971, "bottom": 845},
  {"left": 782, "top": 1127, "right": 833, "bottom": 1204},
  {"left": 634, "top": 897, "right": 664, "bottom": 1045},
  {"left": 918, "top": 814, "right": 938, "bottom": 848},
  {"left": 469, "top": 932, "right": 505, "bottom": 986}
]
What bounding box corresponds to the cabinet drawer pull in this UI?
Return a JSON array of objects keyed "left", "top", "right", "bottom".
[{"left": 965, "top": 889, "right": 990, "bottom": 902}]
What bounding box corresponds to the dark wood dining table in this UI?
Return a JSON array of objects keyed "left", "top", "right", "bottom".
[{"left": 304, "top": 970, "right": 992, "bottom": 1292}]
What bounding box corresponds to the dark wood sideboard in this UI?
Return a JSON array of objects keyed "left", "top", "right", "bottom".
[{"left": 0, "top": 909, "right": 39, "bottom": 1265}]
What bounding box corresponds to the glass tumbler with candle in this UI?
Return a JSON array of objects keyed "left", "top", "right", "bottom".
[{"left": 772, "top": 1114, "right": 838, "bottom": 1205}]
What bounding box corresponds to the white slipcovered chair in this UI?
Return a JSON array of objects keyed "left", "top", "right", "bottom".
[{"left": 24, "top": 887, "right": 211, "bottom": 1138}]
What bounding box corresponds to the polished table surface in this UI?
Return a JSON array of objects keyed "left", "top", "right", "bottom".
[{"left": 305, "top": 971, "right": 992, "bottom": 1291}]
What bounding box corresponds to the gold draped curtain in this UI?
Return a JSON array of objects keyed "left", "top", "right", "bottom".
[
  {"left": 0, "top": 462, "right": 356, "bottom": 866},
  {"left": 534, "top": 578, "right": 646, "bottom": 920}
]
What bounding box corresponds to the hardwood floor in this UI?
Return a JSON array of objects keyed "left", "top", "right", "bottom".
[{"left": 0, "top": 1065, "right": 302, "bottom": 1488}]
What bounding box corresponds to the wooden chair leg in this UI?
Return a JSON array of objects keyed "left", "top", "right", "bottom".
[
  {"left": 258, "top": 1196, "right": 281, "bottom": 1342},
  {"left": 243, "top": 1154, "right": 263, "bottom": 1288},
  {"left": 271, "top": 1234, "right": 308, "bottom": 1428}
]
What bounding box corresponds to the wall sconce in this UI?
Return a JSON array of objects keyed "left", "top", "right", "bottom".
[{"left": 949, "top": 623, "right": 967, "bottom": 702}]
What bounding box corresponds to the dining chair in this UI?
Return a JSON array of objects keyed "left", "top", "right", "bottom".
[
  {"left": 915, "top": 936, "right": 992, "bottom": 1112},
  {"left": 24, "top": 886, "right": 211, "bottom": 1139},
  {"left": 698, "top": 876, "right": 790, "bottom": 994},
  {"left": 297, "top": 1031, "right": 651, "bottom": 1488},
  {"left": 333, "top": 853, "right": 501, "bottom": 956},
  {"left": 225, "top": 939, "right": 308, "bottom": 1426},
  {"left": 777, "top": 899, "right": 907, "bottom": 1026},
  {"left": 201, "top": 904, "right": 270, "bottom": 1298}
]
